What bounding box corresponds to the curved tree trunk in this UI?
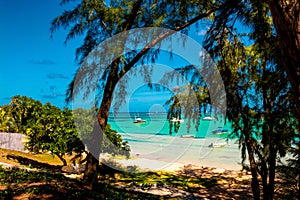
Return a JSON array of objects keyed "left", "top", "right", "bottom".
[
  {"left": 83, "top": 60, "right": 121, "bottom": 189},
  {"left": 80, "top": 0, "right": 224, "bottom": 190},
  {"left": 82, "top": 0, "right": 143, "bottom": 190}
]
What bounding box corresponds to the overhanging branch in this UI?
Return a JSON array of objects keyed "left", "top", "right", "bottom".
[{"left": 120, "top": 5, "right": 223, "bottom": 77}]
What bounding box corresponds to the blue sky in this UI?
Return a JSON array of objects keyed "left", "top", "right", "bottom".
[
  {"left": 0, "top": 0, "right": 206, "bottom": 112},
  {"left": 0, "top": 0, "right": 82, "bottom": 108}
]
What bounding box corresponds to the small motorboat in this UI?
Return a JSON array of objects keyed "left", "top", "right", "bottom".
[
  {"left": 180, "top": 135, "right": 195, "bottom": 138},
  {"left": 202, "top": 116, "right": 216, "bottom": 121},
  {"left": 208, "top": 142, "right": 226, "bottom": 148},
  {"left": 133, "top": 116, "right": 146, "bottom": 123},
  {"left": 212, "top": 127, "right": 228, "bottom": 134},
  {"left": 169, "top": 117, "right": 184, "bottom": 123}
]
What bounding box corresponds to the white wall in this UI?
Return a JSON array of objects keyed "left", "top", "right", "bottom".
[{"left": 0, "top": 132, "right": 26, "bottom": 152}]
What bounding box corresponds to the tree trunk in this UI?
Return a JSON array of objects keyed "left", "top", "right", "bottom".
[
  {"left": 82, "top": 59, "right": 121, "bottom": 189},
  {"left": 260, "top": 133, "right": 276, "bottom": 200},
  {"left": 84, "top": 152, "right": 99, "bottom": 188},
  {"left": 81, "top": 1, "right": 144, "bottom": 188},
  {"left": 267, "top": 1, "right": 300, "bottom": 198},
  {"left": 242, "top": 111, "right": 261, "bottom": 199},
  {"left": 267, "top": 146, "right": 276, "bottom": 200},
  {"left": 256, "top": 144, "right": 276, "bottom": 200},
  {"left": 82, "top": 122, "right": 102, "bottom": 189},
  {"left": 79, "top": 0, "right": 223, "bottom": 190},
  {"left": 246, "top": 138, "right": 261, "bottom": 200},
  {"left": 261, "top": 161, "right": 269, "bottom": 200},
  {"left": 261, "top": 78, "right": 275, "bottom": 200},
  {"left": 267, "top": 0, "right": 300, "bottom": 110}
]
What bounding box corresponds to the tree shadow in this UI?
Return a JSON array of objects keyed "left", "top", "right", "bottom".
[
  {"left": 0, "top": 166, "right": 165, "bottom": 200},
  {"left": 0, "top": 155, "right": 253, "bottom": 199},
  {"left": 5, "top": 154, "right": 62, "bottom": 173},
  {"left": 101, "top": 164, "right": 253, "bottom": 199},
  {"left": 98, "top": 158, "right": 140, "bottom": 184},
  {"left": 174, "top": 165, "right": 253, "bottom": 199}
]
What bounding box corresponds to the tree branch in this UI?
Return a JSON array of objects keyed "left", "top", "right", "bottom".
[{"left": 121, "top": 5, "right": 222, "bottom": 76}]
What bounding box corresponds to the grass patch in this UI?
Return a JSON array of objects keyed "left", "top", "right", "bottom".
[
  {"left": 0, "top": 166, "right": 165, "bottom": 200},
  {"left": 0, "top": 148, "right": 64, "bottom": 167}
]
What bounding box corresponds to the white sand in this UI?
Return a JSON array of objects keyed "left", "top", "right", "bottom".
[{"left": 102, "top": 134, "right": 243, "bottom": 172}]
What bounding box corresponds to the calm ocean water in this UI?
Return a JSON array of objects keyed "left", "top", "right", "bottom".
[
  {"left": 106, "top": 112, "right": 239, "bottom": 169},
  {"left": 108, "top": 112, "right": 231, "bottom": 139}
]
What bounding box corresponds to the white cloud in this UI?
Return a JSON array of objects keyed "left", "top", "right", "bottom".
[{"left": 197, "top": 29, "right": 207, "bottom": 36}]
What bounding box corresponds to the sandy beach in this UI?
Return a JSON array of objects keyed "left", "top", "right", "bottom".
[
  {"left": 100, "top": 136, "right": 252, "bottom": 199},
  {"left": 102, "top": 133, "right": 243, "bottom": 172}
]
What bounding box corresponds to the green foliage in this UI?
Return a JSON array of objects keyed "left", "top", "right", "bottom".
[
  {"left": 0, "top": 95, "right": 44, "bottom": 133},
  {"left": 25, "top": 103, "right": 85, "bottom": 165},
  {"left": 50, "top": 0, "right": 219, "bottom": 107},
  {"left": 103, "top": 124, "right": 130, "bottom": 158},
  {"left": 0, "top": 105, "right": 17, "bottom": 133},
  {"left": 51, "top": 0, "right": 216, "bottom": 63},
  {"left": 159, "top": 62, "right": 215, "bottom": 134},
  {"left": 0, "top": 96, "right": 130, "bottom": 165},
  {"left": 1, "top": 96, "right": 84, "bottom": 165},
  {"left": 73, "top": 107, "right": 130, "bottom": 157}
]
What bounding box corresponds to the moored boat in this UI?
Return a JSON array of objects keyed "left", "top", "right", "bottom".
[
  {"left": 212, "top": 127, "right": 228, "bottom": 134},
  {"left": 169, "top": 117, "right": 184, "bottom": 123},
  {"left": 202, "top": 116, "right": 216, "bottom": 121},
  {"left": 208, "top": 142, "right": 226, "bottom": 148},
  {"left": 133, "top": 116, "right": 146, "bottom": 123},
  {"left": 180, "top": 135, "right": 195, "bottom": 138}
]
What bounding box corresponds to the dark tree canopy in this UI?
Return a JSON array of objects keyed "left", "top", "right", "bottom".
[{"left": 51, "top": 0, "right": 300, "bottom": 195}]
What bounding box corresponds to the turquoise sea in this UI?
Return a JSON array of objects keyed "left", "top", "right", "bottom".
[
  {"left": 106, "top": 112, "right": 241, "bottom": 170},
  {"left": 108, "top": 112, "right": 232, "bottom": 139}
]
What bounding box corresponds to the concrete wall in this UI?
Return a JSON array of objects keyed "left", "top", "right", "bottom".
[{"left": 0, "top": 132, "right": 26, "bottom": 152}]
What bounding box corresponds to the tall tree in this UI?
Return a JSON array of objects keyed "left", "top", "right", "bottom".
[
  {"left": 267, "top": 0, "right": 300, "bottom": 125},
  {"left": 167, "top": 32, "right": 296, "bottom": 199},
  {"left": 51, "top": 0, "right": 300, "bottom": 192},
  {"left": 267, "top": 1, "right": 300, "bottom": 198},
  {"left": 51, "top": 0, "right": 220, "bottom": 188},
  {"left": 203, "top": 1, "right": 298, "bottom": 198},
  {"left": 203, "top": 0, "right": 300, "bottom": 198}
]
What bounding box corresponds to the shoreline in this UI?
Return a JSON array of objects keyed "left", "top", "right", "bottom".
[{"left": 104, "top": 133, "right": 243, "bottom": 172}]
